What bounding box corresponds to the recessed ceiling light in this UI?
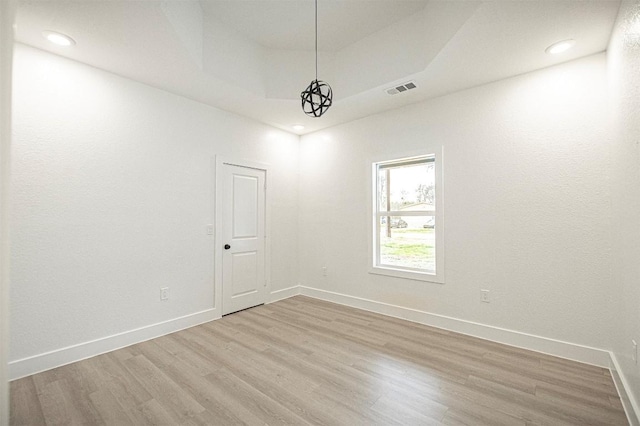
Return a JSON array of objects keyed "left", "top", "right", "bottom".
[
  {"left": 42, "top": 30, "right": 76, "bottom": 47},
  {"left": 292, "top": 125, "right": 305, "bottom": 131},
  {"left": 545, "top": 39, "right": 575, "bottom": 55}
]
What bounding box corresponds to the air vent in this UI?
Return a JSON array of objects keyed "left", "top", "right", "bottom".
[{"left": 386, "top": 81, "right": 418, "bottom": 95}]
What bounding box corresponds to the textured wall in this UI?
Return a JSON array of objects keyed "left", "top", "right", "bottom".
[
  {"left": 299, "top": 53, "right": 613, "bottom": 350},
  {"left": 609, "top": 0, "right": 640, "bottom": 413},
  {"left": 1, "top": 1, "right": 16, "bottom": 422},
  {"left": 10, "top": 44, "right": 299, "bottom": 362}
]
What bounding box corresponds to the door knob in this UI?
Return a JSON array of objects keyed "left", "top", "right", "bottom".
[{"left": 224, "top": 244, "right": 231, "bottom": 250}]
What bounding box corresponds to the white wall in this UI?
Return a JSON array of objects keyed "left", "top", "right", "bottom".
[
  {"left": 1, "top": 1, "right": 16, "bottom": 423},
  {"left": 299, "top": 53, "right": 613, "bottom": 351},
  {"left": 10, "top": 44, "right": 299, "bottom": 375},
  {"left": 608, "top": 0, "right": 640, "bottom": 418}
]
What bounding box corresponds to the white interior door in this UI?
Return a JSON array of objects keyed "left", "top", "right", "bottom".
[{"left": 221, "top": 164, "right": 266, "bottom": 315}]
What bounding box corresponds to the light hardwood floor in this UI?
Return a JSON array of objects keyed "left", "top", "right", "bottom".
[{"left": 10, "top": 296, "right": 628, "bottom": 425}]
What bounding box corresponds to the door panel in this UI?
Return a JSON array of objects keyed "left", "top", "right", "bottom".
[
  {"left": 232, "top": 174, "right": 258, "bottom": 238},
  {"left": 231, "top": 251, "right": 258, "bottom": 297},
  {"left": 222, "top": 164, "right": 266, "bottom": 315}
]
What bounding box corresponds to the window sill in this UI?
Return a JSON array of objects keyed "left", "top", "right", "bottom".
[{"left": 369, "top": 266, "right": 444, "bottom": 284}]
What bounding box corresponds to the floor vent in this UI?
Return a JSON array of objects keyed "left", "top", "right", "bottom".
[{"left": 386, "top": 81, "right": 417, "bottom": 95}]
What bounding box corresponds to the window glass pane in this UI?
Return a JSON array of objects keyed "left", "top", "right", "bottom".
[
  {"left": 379, "top": 216, "right": 435, "bottom": 271},
  {"left": 378, "top": 161, "right": 434, "bottom": 212},
  {"left": 378, "top": 170, "right": 388, "bottom": 211}
]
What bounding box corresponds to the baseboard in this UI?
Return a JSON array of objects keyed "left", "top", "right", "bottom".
[
  {"left": 9, "top": 308, "right": 219, "bottom": 381},
  {"left": 10, "top": 285, "right": 632, "bottom": 421},
  {"left": 298, "top": 286, "right": 611, "bottom": 368},
  {"left": 300, "top": 286, "right": 640, "bottom": 423},
  {"left": 268, "top": 285, "right": 300, "bottom": 303},
  {"left": 9, "top": 285, "right": 300, "bottom": 381},
  {"left": 609, "top": 352, "right": 640, "bottom": 426}
]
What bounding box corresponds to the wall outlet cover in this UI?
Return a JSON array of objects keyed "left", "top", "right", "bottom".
[{"left": 160, "top": 287, "right": 169, "bottom": 301}]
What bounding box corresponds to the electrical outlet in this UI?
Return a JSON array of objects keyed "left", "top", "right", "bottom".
[
  {"left": 321, "top": 266, "right": 327, "bottom": 277},
  {"left": 160, "top": 287, "right": 169, "bottom": 301},
  {"left": 633, "top": 340, "right": 637, "bottom": 364},
  {"left": 480, "top": 289, "right": 490, "bottom": 303}
]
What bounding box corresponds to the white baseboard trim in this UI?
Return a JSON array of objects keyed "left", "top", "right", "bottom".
[
  {"left": 299, "top": 286, "right": 611, "bottom": 368},
  {"left": 9, "top": 308, "right": 219, "bottom": 381},
  {"left": 9, "top": 284, "right": 301, "bottom": 381},
  {"left": 609, "top": 352, "right": 640, "bottom": 426},
  {"left": 268, "top": 285, "right": 300, "bottom": 303},
  {"left": 11, "top": 286, "right": 636, "bottom": 424}
]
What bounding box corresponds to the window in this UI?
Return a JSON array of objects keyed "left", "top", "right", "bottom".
[{"left": 371, "top": 153, "right": 444, "bottom": 283}]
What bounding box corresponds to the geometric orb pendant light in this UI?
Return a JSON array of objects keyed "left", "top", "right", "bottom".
[
  {"left": 301, "top": 79, "right": 332, "bottom": 117},
  {"left": 301, "top": 0, "right": 333, "bottom": 117}
]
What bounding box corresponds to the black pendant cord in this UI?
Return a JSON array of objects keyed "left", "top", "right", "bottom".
[
  {"left": 300, "top": 0, "right": 332, "bottom": 117},
  {"left": 315, "top": 0, "right": 318, "bottom": 81}
]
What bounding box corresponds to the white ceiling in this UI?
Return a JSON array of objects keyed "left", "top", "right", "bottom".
[
  {"left": 200, "top": 1, "right": 430, "bottom": 51},
  {"left": 15, "top": 0, "right": 621, "bottom": 134}
]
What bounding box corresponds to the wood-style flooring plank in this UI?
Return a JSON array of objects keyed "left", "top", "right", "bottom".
[
  {"left": 88, "top": 389, "right": 136, "bottom": 426},
  {"left": 9, "top": 296, "right": 629, "bottom": 425},
  {"left": 122, "top": 354, "right": 205, "bottom": 423},
  {"left": 9, "top": 377, "right": 46, "bottom": 426}
]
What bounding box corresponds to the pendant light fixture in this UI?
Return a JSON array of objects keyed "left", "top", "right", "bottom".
[{"left": 300, "top": 0, "right": 333, "bottom": 117}]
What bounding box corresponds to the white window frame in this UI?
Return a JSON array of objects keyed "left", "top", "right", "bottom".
[{"left": 369, "top": 150, "right": 445, "bottom": 284}]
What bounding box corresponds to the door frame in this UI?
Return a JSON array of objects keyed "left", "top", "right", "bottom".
[{"left": 213, "top": 156, "right": 271, "bottom": 316}]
